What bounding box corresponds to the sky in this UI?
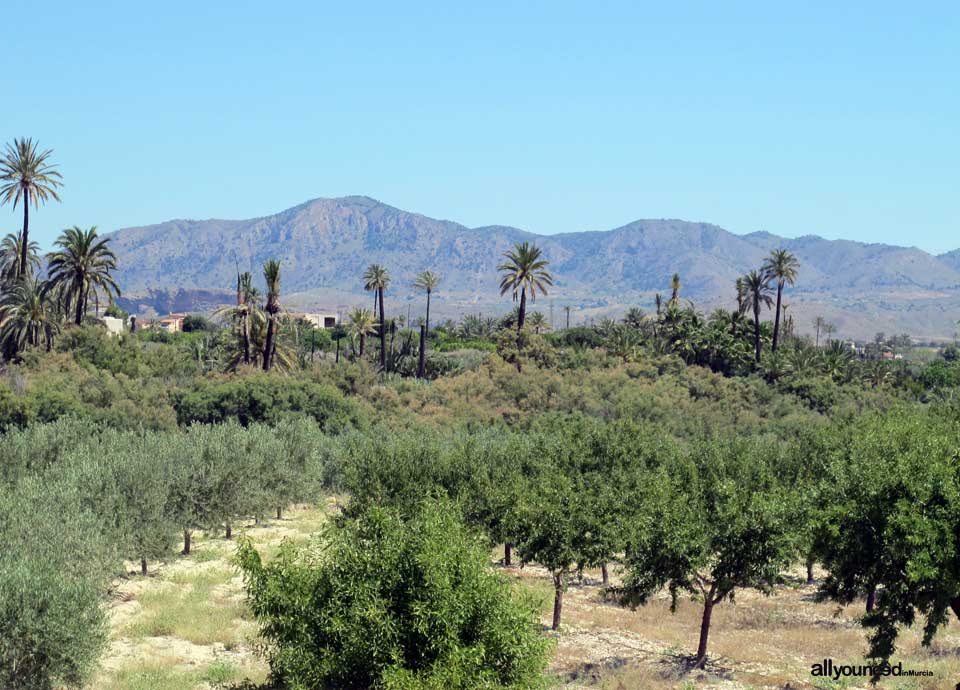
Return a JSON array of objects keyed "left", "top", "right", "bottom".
[{"left": 3, "top": 1, "right": 958, "bottom": 253}]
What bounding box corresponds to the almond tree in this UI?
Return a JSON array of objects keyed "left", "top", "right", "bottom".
[
  {"left": 618, "top": 437, "right": 796, "bottom": 669},
  {"left": 815, "top": 411, "right": 960, "bottom": 664}
]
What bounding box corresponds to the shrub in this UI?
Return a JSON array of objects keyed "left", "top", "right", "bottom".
[
  {"left": 237, "top": 499, "right": 550, "bottom": 690},
  {"left": 172, "top": 374, "right": 367, "bottom": 431}
]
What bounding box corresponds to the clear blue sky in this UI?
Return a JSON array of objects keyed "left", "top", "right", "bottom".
[{"left": 4, "top": 1, "right": 958, "bottom": 252}]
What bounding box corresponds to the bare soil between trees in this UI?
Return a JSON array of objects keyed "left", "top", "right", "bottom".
[{"left": 92, "top": 502, "right": 960, "bottom": 690}]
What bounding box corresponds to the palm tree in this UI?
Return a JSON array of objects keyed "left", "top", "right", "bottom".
[
  {"left": 413, "top": 270, "right": 440, "bottom": 334},
  {"left": 347, "top": 307, "right": 376, "bottom": 357},
  {"left": 813, "top": 316, "right": 826, "bottom": 347},
  {"left": 863, "top": 360, "right": 891, "bottom": 388},
  {"left": 46, "top": 226, "right": 120, "bottom": 325},
  {"left": 0, "top": 139, "right": 63, "bottom": 278},
  {"left": 363, "top": 264, "right": 390, "bottom": 370},
  {"left": 214, "top": 271, "right": 259, "bottom": 365},
  {"left": 527, "top": 311, "right": 550, "bottom": 334},
  {"left": 497, "top": 242, "right": 553, "bottom": 334},
  {"left": 0, "top": 232, "right": 40, "bottom": 283},
  {"left": 563, "top": 305, "right": 572, "bottom": 329},
  {"left": 823, "top": 323, "right": 837, "bottom": 344},
  {"left": 735, "top": 277, "right": 748, "bottom": 315},
  {"left": 669, "top": 273, "right": 681, "bottom": 305},
  {"left": 0, "top": 278, "right": 61, "bottom": 354},
  {"left": 742, "top": 270, "right": 773, "bottom": 363},
  {"left": 623, "top": 307, "right": 645, "bottom": 330},
  {"left": 260, "top": 260, "right": 282, "bottom": 371},
  {"left": 761, "top": 249, "right": 799, "bottom": 352}
]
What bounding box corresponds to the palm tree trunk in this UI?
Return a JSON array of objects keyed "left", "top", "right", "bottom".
[
  {"left": 417, "top": 324, "right": 426, "bottom": 378},
  {"left": 335, "top": 337, "right": 340, "bottom": 363},
  {"left": 262, "top": 316, "right": 276, "bottom": 371},
  {"left": 425, "top": 289, "right": 431, "bottom": 335},
  {"left": 753, "top": 303, "right": 762, "bottom": 363},
  {"left": 359, "top": 334, "right": 366, "bottom": 357},
  {"left": 74, "top": 290, "right": 84, "bottom": 325},
  {"left": 18, "top": 189, "right": 29, "bottom": 279},
  {"left": 772, "top": 280, "right": 783, "bottom": 352},
  {"left": 241, "top": 313, "right": 251, "bottom": 364},
  {"left": 517, "top": 287, "right": 527, "bottom": 333},
  {"left": 378, "top": 287, "right": 386, "bottom": 371}
]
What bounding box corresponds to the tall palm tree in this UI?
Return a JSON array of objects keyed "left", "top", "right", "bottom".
[
  {"left": 261, "top": 260, "right": 281, "bottom": 371},
  {"left": 347, "top": 307, "right": 376, "bottom": 357},
  {"left": 413, "top": 270, "right": 440, "bottom": 335},
  {"left": 0, "top": 232, "right": 40, "bottom": 283},
  {"left": 669, "top": 273, "right": 681, "bottom": 305},
  {"left": 0, "top": 277, "right": 61, "bottom": 354},
  {"left": 363, "top": 264, "right": 390, "bottom": 370},
  {"left": 563, "top": 305, "right": 572, "bottom": 329},
  {"left": 813, "top": 315, "right": 826, "bottom": 347},
  {"left": 214, "top": 271, "right": 259, "bottom": 365},
  {"left": 742, "top": 270, "right": 773, "bottom": 363},
  {"left": 735, "top": 277, "right": 748, "bottom": 315},
  {"left": 46, "top": 226, "right": 120, "bottom": 325},
  {"left": 0, "top": 138, "right": 63, "bottom": 278},
  {"left": 497, "top": 242, "right": 553, "bottom": 334},
  {"left": 761, "top": 249, "right": 799, "bottom": 352}
]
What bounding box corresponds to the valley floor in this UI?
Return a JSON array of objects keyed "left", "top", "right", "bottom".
[{"left": 92, "top": 502, "right": 960, "bottom": 690}]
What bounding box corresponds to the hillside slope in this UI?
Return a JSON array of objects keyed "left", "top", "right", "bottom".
[{"left": 107, "top": 196, "right": 960, "bottom": 339}]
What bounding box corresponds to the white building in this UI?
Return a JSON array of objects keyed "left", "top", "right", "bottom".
[
  {"left": 289, "top": 312, "right": 339, "bottom": 328},
  {"left": 102, "top": 316, "right": 126, "bottom": 337}
]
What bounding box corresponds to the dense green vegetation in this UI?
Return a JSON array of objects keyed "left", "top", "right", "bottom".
[{"left": 3, "top": 138, "right": 960, "bottom": 688}]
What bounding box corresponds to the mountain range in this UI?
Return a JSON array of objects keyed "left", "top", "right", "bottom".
[{"left": 108, "top": 196, "right": 960, "bottom": 341}]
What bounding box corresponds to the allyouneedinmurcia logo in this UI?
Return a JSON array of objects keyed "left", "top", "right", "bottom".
[{"left": 810, "top": 658, "right": 934, "bottom": 680}]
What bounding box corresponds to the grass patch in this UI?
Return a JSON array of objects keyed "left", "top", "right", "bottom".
[
  {"left": 95, "top": 658, "right": 256, "bottom": 690},
  {"left": 125, "top": 568, "right": 248, "bottom": 646}
]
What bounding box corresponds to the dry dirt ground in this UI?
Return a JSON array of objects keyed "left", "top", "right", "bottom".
[{"left": 91, "top": 501, "right": 960, "bottom": 690}]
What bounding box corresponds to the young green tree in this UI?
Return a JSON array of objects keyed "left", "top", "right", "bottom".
[
  {"left": 237, "top": 499, "right": 550, "bottom": 690},
  {"left": 815, "top": 410, "right": 960, "bottom": 663},
  {"left": 515, "top": 472, "right": 587, "bottom": 630},
  {"left": 617, "top": 438, "right": 796, "bottom": 669}
]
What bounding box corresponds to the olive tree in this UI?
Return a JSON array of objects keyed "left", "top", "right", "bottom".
[{"left": 0, "top": 475, "right": 112, "bottom": 690}]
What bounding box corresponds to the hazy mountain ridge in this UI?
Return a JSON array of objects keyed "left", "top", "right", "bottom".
[{"left": 107, "top": 196, "right": 960, "bottom": 339}]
